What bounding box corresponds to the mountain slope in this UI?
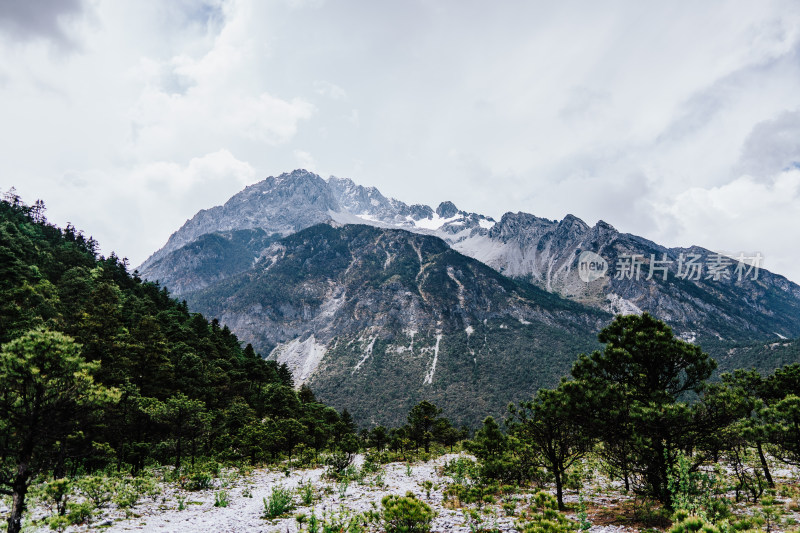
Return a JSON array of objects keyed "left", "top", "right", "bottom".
[
  {"left": 139, "top": 169, "right": 800, "bottom": 344},
  {"left": 185, "top": 223, "right": 608, "bottom": 426},
  {"left": 456, "top": 211, "right": 800, "bottom": 341}
]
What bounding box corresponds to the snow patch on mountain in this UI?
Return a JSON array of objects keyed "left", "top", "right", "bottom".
[{"left": 412, "top": 213, "right": 463, "bottom": 230}]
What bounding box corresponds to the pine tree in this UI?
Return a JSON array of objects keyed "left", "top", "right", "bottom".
[
  {"left": 570, "top": 313, "right": 716, "bottom": 506},
  {"left": 0, "top": 329, "right": 119, "bottom": 533}
]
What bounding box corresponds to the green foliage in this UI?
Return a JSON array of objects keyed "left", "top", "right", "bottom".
[
  {"left": 326, "top": 451, "right": 355, "bottom": 478},
  {"left": 298, "top": 480, "right": 316, "bottom": 505},
  {"left": 407, "top": 401, "right": 444, "bottom": 453},
  {"left": 298, "top": 507, "right": 378, "bottom": 533},
  {"left": 214, "top": 490, "right": 229, "bottom": 507},
  {"left": 576, "top": 493, "right": 591, "bottom": 532},
  {"left": 381, "top": 492, "right": 435, "bottom": 533},
  {"left": 0, "top": 196, "right": 345, "bottom": 485},
  {"left": 65, "top": 501, "right": 94, "bottom": 526},
  {"left": 570, "top": 313, "right": 719, "bottom": 506},
  {"left": 43, "top": 479, "right": 72, "bottom": 516},
  {"left": 515, "top": 491, "right": 577, "bottom": 533},
  {"left": 77, "top": 476, "right": 118, "bottom": 508},
  {"left": 762, "top": 394, "right": 800, "bottom": 467},
  {"left": 0, "top": 328, "right": 119, "bottom": 533},
  {"left": 669, "top": 514, "right": 721, "bottom": 533},
  {"left": 338, "top": 477, "right": 350, "bottom": 499},
  {"left": 186, "top": 471, "right": 213, "bottom": 491},
  {"left": 508, "top": 382, "right": 592, "bottom": 510},
  {"left": 263, "top": 485, "right": 294, "bottom": 518}
]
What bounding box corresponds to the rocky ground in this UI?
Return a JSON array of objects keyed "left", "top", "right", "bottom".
[
  {"left": 9, "top": 453, "right": 638, "bottom": 533},
  {"left": 8, "top": 454, "right": 799, "bottom": 532}
]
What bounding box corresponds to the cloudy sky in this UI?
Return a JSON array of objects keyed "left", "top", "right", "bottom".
[{"left": 1, "top": 0, "right": 799, "bottom": 282}]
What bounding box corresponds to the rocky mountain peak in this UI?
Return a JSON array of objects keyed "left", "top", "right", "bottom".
[
  {"left": 436, "top": 201, "right": 459, "bottom": 219},
  {"left": 489, "top": 212, "right": 555, "bottom": 242},
  {"left": 559, "top": 214, "right": 590, "bottom": 232}
]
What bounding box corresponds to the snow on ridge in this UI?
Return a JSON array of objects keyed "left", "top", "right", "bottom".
[{"left": 413, "top": 213, "right": 463, "bottom": 230}]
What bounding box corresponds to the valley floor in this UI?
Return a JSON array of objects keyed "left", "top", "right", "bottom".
[{"left": 9, "top": 454, "right": 800, "bottom": 532}]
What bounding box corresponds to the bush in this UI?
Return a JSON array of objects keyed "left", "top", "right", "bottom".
[
  {"left": 298, "top": 481, "right": 315, "bottom": 505},
  {"left": 263, "top": 485, "right": 294, "bottom": 518},
  {"left": 66, "top": 501, "right": 94, "bottom": 525},
  {"left": 77, "top": 475, "right": 117, "bottom": 508},
  {"left": 214, "top": 490, "right": 229, "bottom": 507},
  {"left": 44, "top": 478, "right": 72, "bottom": 516},
  {"left": 515, "top": 491, "right": 577, "bottom": 533},
  {"left": 325, "top": 451, "right": 354, "bottom": 478},
  {"left": 443, "top": 457, "right": 477, "bottom": 485},
  {"left": 186, "top": 471, "right": 212, "bottom": 491},
  {"left": 112, "top": 476, "right": 159, "bottom": 515},
  {"left": 669, "top": 513, "right": 720, "bottom": 533},
  {"left": 381, "top": 492, "right": 435, "bottom": 533}
]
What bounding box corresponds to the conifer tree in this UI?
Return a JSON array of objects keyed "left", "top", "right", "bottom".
[{"left": 0, "top": 329, "right": 119, "bottom": 533}]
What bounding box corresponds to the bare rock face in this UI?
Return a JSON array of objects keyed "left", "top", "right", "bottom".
[
  {"left": 140, "top": 169, "right": 800, "bottom": 344},
  {"left": 183, "top": 223, "right": 607, "bottom": 426},
  {"left": 136, "top": 169, "right": 800, "bottom": 425}
]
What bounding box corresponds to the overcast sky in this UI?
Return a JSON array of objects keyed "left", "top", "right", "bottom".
[{"left": 1, "top": 0, "right": 799, "bottom": 282}]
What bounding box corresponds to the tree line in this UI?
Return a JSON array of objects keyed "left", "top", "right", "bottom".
[
  {"left": 0, "top": 193, "right": 355, "bottom": 533},
  {"left": 460, "top": 312, "right": 800, "bottom": 513}
]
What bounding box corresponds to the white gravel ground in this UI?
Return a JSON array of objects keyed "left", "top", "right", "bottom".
[{"left": 16, "top": 453, "right": 797, "bottom": 532}]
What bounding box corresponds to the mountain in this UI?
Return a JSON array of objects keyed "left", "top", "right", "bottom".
[
  {"left": 456, "top": 212, "right": 800, "bottom": 342},
  {"left": 183, "top": 223, "right": 607, "bottom": 426},
  {"left": 139, "top": 169, "right": 800, "bottom": 344}
]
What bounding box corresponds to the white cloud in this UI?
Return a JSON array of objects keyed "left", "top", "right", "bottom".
[
  {"left": 51, "top": 150, "right": 258, "bottom": 266},
  {"left": 1, "top": 0, "right": 800, "bottom": 283},
  {"left": 293, "top": 149, "right": 316, "bottom": 172},
  {"left": 655, "top": 169, "right": 800, "bottom": 281},
  {"left": 314, "top": 80, "right": 347, "bottom": 100}
]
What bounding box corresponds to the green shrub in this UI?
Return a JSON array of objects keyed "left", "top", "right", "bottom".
[
  {"left": 187, "top": 471, "right": 212, "bottom": 491},
  {"left": 298, "top": 481, "right": 315, "bottom": 505},
  {"left": 516, "top": 491, "right": 577, "bottom": 533},
  {"left": 422, "top": 480, "right": 433, "bottom": 499},
  {"left": 66, "top": 501, "right": 94, "bottom": 525},
  {"left": 77, "top": 475, "right": 117, "bottom": 508},
  {"left": 325, "top": 452, "right": 354, "bottom": 478},
  {"left": 47, "top": 515, "right": 70, "bottom": 532},
  {"left": 214, "top": 490, "right": 229, "bottom": 507},
  {"left": 44, "top": 478, "right": 72, "bottom": 516},
  {"left": 338, "top": 478, "right": 350, "bottom": 499},
  {"left": 381, "top": 492, "right": 435, "bottom": 533},
  {"left": 669, "top": 513, "right": 720, "bottom": 533},
  {"left": 113, "top": 482, "right": 141, "bottom": 515},
  {"left": 443, "top": 457, "right": 477, "bottom": 485},
  {"left": 263, "top": 485, "right": 294, "bottom": 518}
]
